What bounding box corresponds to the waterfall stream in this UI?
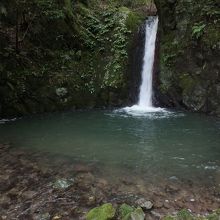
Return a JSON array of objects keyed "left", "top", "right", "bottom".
[
  {"left": 122, "top": 16, "right": 165, "bottom": 115},
  {"left": 138, "top": 16, "right": 158, "bottom": 108}
]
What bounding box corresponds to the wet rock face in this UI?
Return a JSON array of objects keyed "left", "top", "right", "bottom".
[
  {"left": 127, "top": 23, "right": 146, "bottom": 105},
  {"left": 154, "top": 0, "right": 220, "bottom": 116}
]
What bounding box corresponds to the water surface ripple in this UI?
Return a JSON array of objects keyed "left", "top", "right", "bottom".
[{"left": 0, "top": 110, "right": 220, "bottom": 185}]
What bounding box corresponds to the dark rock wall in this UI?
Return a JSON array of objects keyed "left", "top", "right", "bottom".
[{"left": 155, "top": 0, "right": 220, "bottom": 116}]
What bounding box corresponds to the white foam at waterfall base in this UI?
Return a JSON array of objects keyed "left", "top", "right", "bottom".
[
  {"left": 120, "top": 105, "right": 168, "bottom": 117},
  {"left": 123, "top": 105, "right": 166, "bottom": 114},
  {"left": 115, "top": 105, "right": 169, "bottom": 118},
  {"left": 119, "top": 16, "right": 168, "bottom": 116}
]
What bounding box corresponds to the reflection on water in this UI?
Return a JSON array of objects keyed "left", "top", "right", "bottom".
[{"left": 0, "top": 110, "right": 220, "bottom": 185}]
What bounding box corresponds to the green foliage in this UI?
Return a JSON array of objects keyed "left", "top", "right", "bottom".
[
  {"left": 78, "top": 5, "right": 139, "bottom": 89},
  {"left": 102, "top": 7, "right": 132, "bottom": 88},
  {"left": 192, "top": 22, "right": 206, "bottom": 39},
  {"left": 0, "top": 0, "right": 144, "bottom": 116},
  {"left": 201, "top": 0, "right": 220, "bottom": 20},
  {"left": 104, "top": 0, "right": 152, "bottom": 8}
]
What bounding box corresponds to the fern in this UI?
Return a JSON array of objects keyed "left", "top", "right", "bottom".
[{"left": 192, "top": 23, "right": 206, "bottom": 39}]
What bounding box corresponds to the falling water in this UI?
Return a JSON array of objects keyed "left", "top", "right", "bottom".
[
  {"left": 121, "top": 16, "right": 164, "bottom": 115},
  {"left": 138, "top": 16, "right": 158, "bottom": 108}
]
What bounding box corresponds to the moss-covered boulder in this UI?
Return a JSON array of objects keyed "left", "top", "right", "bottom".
[
  {"left": 118, "top": 205, "right": 145, "bottom": 220},
  {"left": 118, "top": 204, "right": 135, "bottom": 220},
  {"left": 130, "top": 207, "right": 145, "bottom": 220},
  {"left": 86, "top": 203, "right": 116, "bottom": 220}
]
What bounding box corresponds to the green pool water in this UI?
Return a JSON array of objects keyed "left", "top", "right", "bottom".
[{"left": 0, "top": 110, "right": 220, "bottom": 184}]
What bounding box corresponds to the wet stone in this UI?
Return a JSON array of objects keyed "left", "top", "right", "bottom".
[
  {"left": 154, "top": 200, "right": 164, "bottom": 208},
  {"left": 22, "top": 190, "right": 36, "bottom": 200},
  {"left": 163, "top": 200, "right": 171, "bottom": 209},
  {"left": 135, "top": 198, "right": 153, "bottom": 210},
  {"left": 52, "top": 178, "right": 74, "bottom": 190}
]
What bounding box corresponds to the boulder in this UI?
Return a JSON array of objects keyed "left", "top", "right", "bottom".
[
  {"left": 130, "top": 207, "right": 145, "bottom": 220},
  {"left": 118, "top": 204, "right": 145, "bottom": 220},
  {"left": 119, "top": 204, "right": 135, "bottom": 220},
  {"left": 86, "top": 203, "right": 116, "bottom": 220}
]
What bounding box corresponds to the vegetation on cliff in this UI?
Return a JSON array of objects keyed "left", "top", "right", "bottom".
[
  {"left": 0, "top": 0, "right": 219, "bottom": 116},
  {"left": 0, "top": 0, "right": 152, "bottom": 117}
]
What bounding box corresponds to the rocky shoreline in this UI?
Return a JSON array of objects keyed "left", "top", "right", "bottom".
[{"left": 0, "top": 144, "right": 219, "bottom": 220}]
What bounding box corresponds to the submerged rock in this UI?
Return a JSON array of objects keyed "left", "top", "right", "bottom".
[
  {"left": 75, "top": 172, "right": 95, "bottom": 190},
  {"left": 135, "top": 198, "right": 153, "bottom": 210},
  {"left": 52, "top": 178, "right": 73, "bottom": 189},
  {"left": 86, "top": 203, "right": 116, "bottom": 220},
  {"left": 73, "top": 164, "right": 92, "bottom": 173}
]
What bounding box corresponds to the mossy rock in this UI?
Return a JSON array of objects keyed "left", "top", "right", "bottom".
[
  {"left": 119, "top": 206, "right": 145, "bottom": 220},
  {"left": 86, "top": 203, "right": 116, "bottom": 220},
  {"left": 118, "top": 204, "right": 135, "bottom": 220},
  {"left": 130, "top": 207, "right": 145, "bottom": 220}
]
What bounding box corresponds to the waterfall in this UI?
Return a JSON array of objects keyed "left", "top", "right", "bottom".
[
  {"left": 138, "top": 16, "right": 158, "bottom": 108},
  {"left": 121, "top": 16, "right": 165, "bottom": 115}
]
